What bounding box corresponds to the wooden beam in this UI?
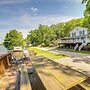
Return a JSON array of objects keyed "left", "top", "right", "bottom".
[{"left": 20, "top": 64, "right": 32, "bottom": 90}]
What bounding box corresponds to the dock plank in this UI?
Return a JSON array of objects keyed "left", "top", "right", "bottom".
[
  {"left": 47, "top": 67, "right": 86, "bottom": 89},
  {"left": 20, "top": 64, "right": 32, "bottom": 90},
  {"left": 37, "top": 69, "right": 65, "bottom": 90},
  {"left": 79, "top": 78, "right": 90, "bottom": 90},
  {"left": 32, "top": 56, "right": 87, "bottom": 90}
]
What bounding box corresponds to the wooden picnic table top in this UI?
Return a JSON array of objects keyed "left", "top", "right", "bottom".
[{"left": 32, "top": 56, "right": 88, "bottom": 90}]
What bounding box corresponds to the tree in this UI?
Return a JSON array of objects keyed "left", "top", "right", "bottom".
[
  {"left": 27, "top": 25, "right": 55, "bottom": 46},
  {"left": 82, "top": 0, "right": 90, "bottom": 28},
  {"left": 50, "top": 23, "right": 65, "bottom": 39},
  {"left": 82, "top": 0, "right": 90, "bottom": 16},
  {"left": 3, "top": 30, "right": 24, "bottom": 50}
]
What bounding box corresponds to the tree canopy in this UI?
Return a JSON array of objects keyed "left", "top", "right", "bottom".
[
  {"left": 27, "top": 25, "right": 55, "bottom": 46},
  {"left": 82, "top": 0, "right": 90, "bottom": 16},
  {"left": 3, "top": 30, "right": 24, "bottom": 50},
  {"left": 82, "top": 0, "right": 90, "bottom": 28}
]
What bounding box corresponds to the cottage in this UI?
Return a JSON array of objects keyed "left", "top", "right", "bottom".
[{"left": 57, "top": 27, "right": 90, "bottom": 51}]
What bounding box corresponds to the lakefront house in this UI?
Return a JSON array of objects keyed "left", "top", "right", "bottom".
[{"left": 57, "top": 27, "right": 90, "bottom": 51}]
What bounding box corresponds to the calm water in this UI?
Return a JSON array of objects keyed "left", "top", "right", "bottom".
[{"left": 0, "top": 45, "right": 8, "bottom": 55}]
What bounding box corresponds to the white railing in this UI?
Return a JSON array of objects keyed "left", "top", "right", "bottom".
[{"left": 58, "top": 39, "right": 83, "bottom": 43}]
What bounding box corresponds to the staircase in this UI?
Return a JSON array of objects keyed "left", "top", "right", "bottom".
[
  {"left": 79, "top": 42, "right": 87, "bottom": 51},
  {"left": 74, "top": 44, "right": 78, "bottom": 51}
]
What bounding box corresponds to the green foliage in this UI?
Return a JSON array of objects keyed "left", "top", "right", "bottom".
[
  {"left": 3, "top": 30, "right": 24, "bottom": 50},
  {"left": 82, "top": 0, "right": 90, "bottom": 28},
  {"left": 50, "top": 23, "right": 65, "bottom": 39},
  {"left": 82, "top": 0, "right": 90, "bottom": 16},
  {"left": 27, "top": 25, "right": 55, "bottom": 46}
]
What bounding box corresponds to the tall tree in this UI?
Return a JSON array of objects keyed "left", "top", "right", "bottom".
[
  {"left": 27, "top": 25, "right": 55, "bottom": 46},
  {"left": 82, "top": 0, "right": 90, "bottom": 16},
  {"left": 51, "top": 23, "right": 65, "bottom": 39},
  {"left": 3, "top": 30, "right": 24, "bottom": 50},
  {"left": 82, "top": 0, "right": 90, "bottom": 28}
]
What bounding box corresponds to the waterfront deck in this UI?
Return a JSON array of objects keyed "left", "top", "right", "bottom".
[{"left": 57, "top": 38, "right": 90, "bottom": 44}]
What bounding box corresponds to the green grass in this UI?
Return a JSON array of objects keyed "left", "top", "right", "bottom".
[{"left": 28, "top": 47, "right": 67, "bottom": 60}]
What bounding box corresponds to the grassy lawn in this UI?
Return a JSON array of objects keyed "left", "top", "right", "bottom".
[
  {"left": 57, "top": 48, "right": 90, "bottom": 54},
  {"left": 28, "top": 47, "right": 67, "bottom": 60}
]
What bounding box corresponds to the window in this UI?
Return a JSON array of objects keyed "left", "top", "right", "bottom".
[
  {"left": 71, "top": 32, "right": 76, "bottom": 37},
  {"left": 72, "top": 33, "right": 73, "bottom": 37},
  {"left": 74, "top": 32, "right": 76, "bottom": 37},
  {"left": 79, "top": 31, "right": 82, "bottom": 36}
]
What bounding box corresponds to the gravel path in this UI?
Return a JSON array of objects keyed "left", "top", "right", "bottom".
[{"left": 50, "top": 49, "right": 90, "bottom": 58}]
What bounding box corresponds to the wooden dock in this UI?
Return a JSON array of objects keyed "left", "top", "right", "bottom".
[{"left": 32, "top": 56, "right": 90, "bottom": 90}]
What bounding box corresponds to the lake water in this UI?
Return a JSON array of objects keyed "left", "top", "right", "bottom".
[{"left": 0, "top": 45, "right": 8, "bottom": 55}]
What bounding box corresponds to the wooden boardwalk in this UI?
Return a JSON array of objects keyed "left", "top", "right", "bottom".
[{"left": 32, "top": 56, "right": 89, "bottom": 90}]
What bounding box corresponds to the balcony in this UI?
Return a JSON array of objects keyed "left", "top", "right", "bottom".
[{"left": 57, "top": 38, "right": 83, "bottom": 44}]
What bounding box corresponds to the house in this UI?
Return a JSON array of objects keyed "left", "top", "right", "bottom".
[{"left": 57, "top": 27, "right": 90, "bottom": 51}]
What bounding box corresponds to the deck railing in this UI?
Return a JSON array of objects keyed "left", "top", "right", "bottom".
[
  {"left": 0, "top": 52, "right": 12, "bottom": 77},
  {"left": 58, "top": 39, "right": 83, "bottom": 44}
]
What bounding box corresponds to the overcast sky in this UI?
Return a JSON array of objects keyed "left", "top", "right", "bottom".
[{"left": 0, "top": 0, "right": 85, "bottom": 43}]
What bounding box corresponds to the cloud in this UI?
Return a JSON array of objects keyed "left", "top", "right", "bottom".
[
  {"left": 0, "top": 13, "right": 80, "bottom": 28},
  {"left": 30, "top": 7, "right": 38, "bottom": 15},
  {"left": 0, "top": 0, "right": 29, "bottom": 4},
  {"left": 20, "top": 14, "right": 79, "bottom": 26},
  {"left": 31, "top": 7, "right": 38, "bottom": 12}
]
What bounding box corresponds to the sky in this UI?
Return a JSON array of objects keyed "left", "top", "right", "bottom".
[{"left": 0, "top": 0, "right": 86, "bottom": 43}]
